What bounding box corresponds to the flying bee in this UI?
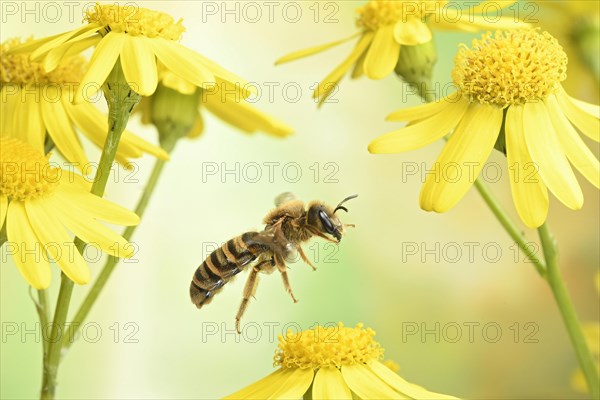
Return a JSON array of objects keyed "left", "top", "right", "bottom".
[{"left": 189, "top": 193, "right": 357, "bottom": 333}]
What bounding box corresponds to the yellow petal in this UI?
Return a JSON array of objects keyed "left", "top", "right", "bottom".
[
  {"left": 523, "top": 101, "right": 583, "bottom": 210},
  {"left": 546, "top": 95, "right": 600, "bottom": 189},
  {"left": 351, "top": 43, "right": 369, "bottom": 79},
  {"left": 120, "top": 36, "right": 158, "bottom": 96},
  {"left": 48, "top": 192, "right": 135, "bottom": 258},
  {"left": 471, "top": 0, "right": 517, "bottom": 13},
  {"left": 20, "top": 95, "right": 45, "bottom": 151},
  {"left": 456, "top": 15, "right": 529, "bottom": 30},
  {"left": 161, "top": 69, "right": 197, "bottom": 95},
  {"left": 505, "top": 105, "right": 549, "bottom": 228},
  {"left": 204, "top": 96, "right": 292, "bottom": 137},
  {"left": 364, "top": 24, "right": 400, "bottom": 80},
  {"left": 369, "top": 95, "right": 469, "bottom": 153},
  {"left": 341, "top": 364, "right": 407, "bottom": 399},
  {"left": 267, "top": 368, "right": 313, "bottom": 399},
  {"left": 151, "top": 38, "right": 215, "bottom": 89},
  {"left": 43, "top": 33, "right": 101, "bottom": 72},
  {"left": 55, "top": 177, "right": 140, "bottom": 226},
  {"left": 24, "top": 199, "right": 90, "bottom": 285},
  {"left": 312, "top": 367, "right": 352, "bottom": 400},
  {"left": 386, "top": 92, "right": 463, "bottom": 121},
  {"left": 223, "top": 369, "right": 310, "bottom": 400},
  {"left": 187, "top": 114, "right": 205, "bottom": 138},
  {"left": 0, "top": 196, "right": 7, "bottom": 230},
  {"left": 369, "top": 361, "right": 458, "bottom": 399},
  {"left": 75, "top": 32, "right": 126, "bottom": 103},
  {"left": 2, "top": 86, "right": 22, "bottom": 140},
  {"left": 393, "top": 19, "right": 432, "bottom": 46},
  {"left": 41, "top": 87, "right": 88, "bottom": 167},
  {"left": 31, "top": 24, "right": 101, "bottom": 62},
  {"left": 7, "top": 33, "right": 64, "bottom": 55},
  {"left": 212, "top": 77, "right": 254, "bottom": 101},
  {"left": 193, "top": 54, "right": 252, "bottom": 90},
  {"left": 313, "top": 32, "right": 374, "bottom": 103},
  {"left": 420, "top": 103, "right": 503, "bottom": 212},
  {"left": 120, "top": 131, "right": 170, "bottom": 160},
  {"left": 557, "top": 88, "right": 600, "bottom": 142},
  {"left": 569, "top": 97, "right": 600, "bottom": 119},
  {"left": 6, "top": 201, "right": 51, "bottom": 289},
  {"left": 275, "top": 33, "right": 361, "bottom": 65},
  {"left": 115, "top": 154, "right": 134, "bottom": 170},
  {"left": 1, "top": 85, "right": 17, "bottom": 135}
]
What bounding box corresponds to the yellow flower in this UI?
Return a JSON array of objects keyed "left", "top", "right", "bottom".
[
  {"left": 276, "top": 0, "right": 528, "bottom": 104},
  {"left": 534, "top": 1, "right": 599, "bottom": 103},
  {"left": 138, "top": 71, "right": 293, "bottom": 139},
  {"left": 0, "top": 137, "right": 139, "bottom": 288},
  {"left": 1, "top": 38, "right": 168, "bottom": 168},
  {"left": 10, "top": 4, "right": 249, "bottom": 103},
  {"left": 369, "top": 29, "right": 600, "bottom": 228},
  {"left": 224, "top": 323, "right": 458, "bottom": 399},
  {"left": 571, "top": 271, "right": 600, "bottom": 393}
]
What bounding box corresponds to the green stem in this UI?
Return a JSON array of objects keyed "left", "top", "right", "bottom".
[
  {"left": 63, "top": 127, "right": 180, "bottom": 349},
  {"left": 30, "top": 289, "right": 49, "bottom": 367},
  {"left": 40, "top": 274, "right": 73, "bottom": 400},
  {"left": 539, "top": 224, "right": 600, "bottom": 399},
  {"left": 40, "top": 60, "right": 139, "bottom": 400},
  {"left": 473, "top": 180, "right": 546, "bottom": 277}
]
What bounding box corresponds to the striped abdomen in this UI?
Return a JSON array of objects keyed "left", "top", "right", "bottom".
[{"left": 190, "top": 232, "right": 265, "bottom": 308}]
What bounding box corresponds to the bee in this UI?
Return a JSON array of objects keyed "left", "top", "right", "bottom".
[{"left": 189, "top": 193, "right": 357, "bottom": 333}]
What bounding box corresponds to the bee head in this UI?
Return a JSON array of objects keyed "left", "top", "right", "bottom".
[{"left": 306, "top": 195, "right": 358, "bottom": 242}]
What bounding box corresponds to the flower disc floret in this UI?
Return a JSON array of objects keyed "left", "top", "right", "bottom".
[
  {"left": 356, "top": 0, "right": 440, "bottom": 30},
  {"left": 1, "top": 38, "right": 84, "bottom": 85},
  {"left": 85, "top": 4, "right": 185, "bottom": 40},
  {"left": 452, "top": 29, "right": 568, "bottom": 106},
  {"left": 274, "top": 323, "right": 384, "bottom": 369},
  {"left": 0, "top": 137, "right": 59, "bottom": 201}
]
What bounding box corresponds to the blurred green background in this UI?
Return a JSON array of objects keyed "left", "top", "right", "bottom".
[{"left": 1, "top": 1, "right": 598, "bottom": 399}]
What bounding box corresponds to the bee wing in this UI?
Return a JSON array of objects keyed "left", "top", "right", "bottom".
[
  {"left": 244, "top": 228, "right": 279, "bottom": 248},
  {"left": 246, "top": 227, "right": 296, "bottom": 262},
  {"left": 274, "top": 192, "right": 296, "bottom": 206}
]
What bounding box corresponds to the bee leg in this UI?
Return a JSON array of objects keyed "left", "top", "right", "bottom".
[
  {"left": 235, "top": 266, "right": 261, "bottom": 334},
  {"left": 297, "top": 245, "right": 317, "bottom": 271},
  {"left": 275, "top": 254, "right": 298, "bottom": 303},
  {"left": 306, "top": 226, "right": 338, "bottom": 243}
]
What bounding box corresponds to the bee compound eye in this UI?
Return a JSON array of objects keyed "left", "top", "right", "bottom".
[{"left": 318, "top": 210, "right": 335, "bottom": 234}]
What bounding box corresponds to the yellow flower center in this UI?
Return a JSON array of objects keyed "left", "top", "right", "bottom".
[
  {"left": 0, "top": 137, "right": 60, "bottom": 201},
  {"left": 1, "top": 38, "right": 85, "bottom": 86},
  {"left": 452, "top": 29, "right": 568, "bottom": 107},
  {"left": 86, "top": 4, "right": 185, "bottom": 40},
  {"left": 356, "top": 0, "right": 443, "bottom": 30},
  {"left": 274, "top": 323, "right": 384, "bottom": 370}
]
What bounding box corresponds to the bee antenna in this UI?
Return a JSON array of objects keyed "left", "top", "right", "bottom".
[{"left": 334, "top": 194, "right": 358, "bottom": 214}]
